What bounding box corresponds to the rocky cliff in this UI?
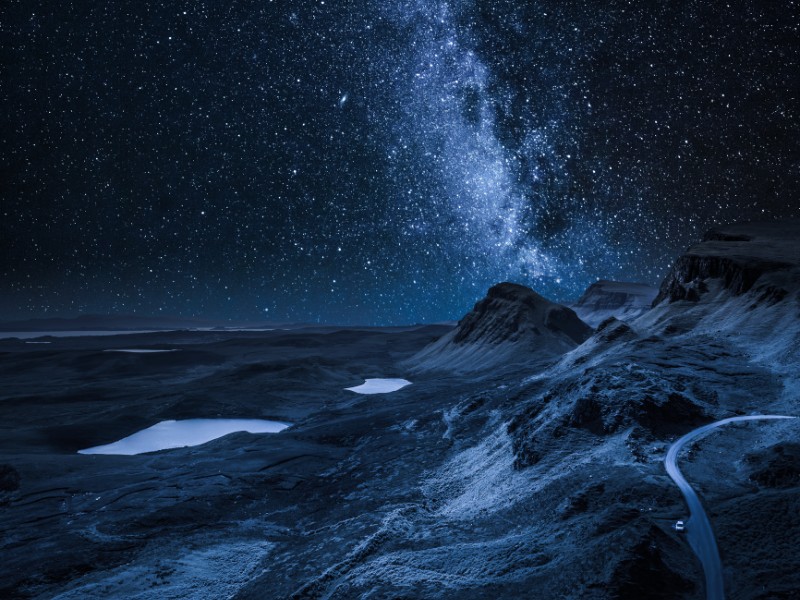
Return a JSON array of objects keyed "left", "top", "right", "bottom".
[
  {"left": 572, "top": 280, "right": 658, "bottom": 326},
  {"left": 406, "top": 282, "right": 592, "bottom": 373},
  {"left": 653, "top": 220, "right": 800, "bottom": 305}
]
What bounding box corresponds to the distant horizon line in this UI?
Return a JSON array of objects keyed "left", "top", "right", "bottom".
[
  {"left": 0, "top": 312, "right": 462, "bottom": 331},
  {"left": 0, "top": 277, "right": 663, "bottom": 329}
]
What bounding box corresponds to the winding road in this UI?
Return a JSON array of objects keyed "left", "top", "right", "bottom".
[{"left": 664, "top": 415, "right": 797, "bottom": 600}]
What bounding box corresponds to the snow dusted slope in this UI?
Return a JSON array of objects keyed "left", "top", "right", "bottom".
[
  {"left": 641, "top": 219, "right": 800, "bottom": 369},
  {"left": 406, "top": 282, "right": 592, "bottom": 373},
  {"left": 572, "top": 280, "right": 658, "bottom": 327}
]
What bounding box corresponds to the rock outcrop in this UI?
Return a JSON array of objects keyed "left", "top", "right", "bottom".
[
  {"left": 406, "top": 282, "right": 592, "bottom": 373},
  {"left": 640, "top": 219, "right": 800, "bottom": 369},
  {"left": 572, "top": 280, "right": 658, "bottom": 326},
  {"left": 653, "top": 220, "right": 800, "bottom": 305}
]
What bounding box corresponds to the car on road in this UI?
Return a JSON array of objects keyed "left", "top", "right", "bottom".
[{"left": 674, "top": 520, "right": 686, "bottom": 532}]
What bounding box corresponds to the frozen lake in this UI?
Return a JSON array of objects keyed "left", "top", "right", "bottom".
[
  {"left": 345, "top": 378, "right": 412, "bottom": 394},
  {"left": 78, "top": 419, "right": 291, "bottom": 455}
]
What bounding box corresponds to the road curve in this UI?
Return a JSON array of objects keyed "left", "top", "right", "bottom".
[{"left": 664, "top": 415, "right": 797, "bottom": 600}]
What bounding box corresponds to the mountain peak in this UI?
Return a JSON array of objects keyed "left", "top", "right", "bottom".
[
  {"left": 407, "top": 283, "right": 591, "bottom": 373},
  {"left": 485, "top": 282, "right": 551, "bottom": 303}
]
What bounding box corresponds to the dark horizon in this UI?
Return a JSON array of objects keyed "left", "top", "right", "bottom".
[{"left": 0, "top": 276, "right": 602, "bottom": 327}]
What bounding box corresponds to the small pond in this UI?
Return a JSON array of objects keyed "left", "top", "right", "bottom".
[
  {"left": 345, "top": 378, "right": 411, "bottom": 394},
  {"left": 78, "top": 419, "right": 291, "bottom": 455}
]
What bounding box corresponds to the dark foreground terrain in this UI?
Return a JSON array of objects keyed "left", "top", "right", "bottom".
[{"left": 2, "top": 220, "right": 799, "bottom": 599}]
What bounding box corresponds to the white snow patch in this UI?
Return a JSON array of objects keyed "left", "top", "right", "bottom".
[
  {"left": 345, "top": 378, "right": 411, "bottom": 394},
  {"left": 78, "top": 419, "right": 291, "bottom": 455}
]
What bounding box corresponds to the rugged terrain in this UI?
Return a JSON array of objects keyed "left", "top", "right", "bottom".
[
  {"left": 1, "top": 219, "right": 799, "bottom": 599},
  {"left": 572, "top": 280, "right": 659, "bottom": 327},
  {"left": 406, "top": 282, "right": 592, "bottom": 373}
]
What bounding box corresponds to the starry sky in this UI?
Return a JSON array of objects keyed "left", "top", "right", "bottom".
[{"left": 2, "top": 1, "right": 799, "bottom": 324}]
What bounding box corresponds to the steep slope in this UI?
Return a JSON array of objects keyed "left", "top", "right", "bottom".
[
  {"left": 653, "top": 220, "right": 800, "bottom": 304},
  {"left": 405, "top": 282, "right": 592, "bottom": 373},
  {"left": 572, "top": 280, "right": 658, "bottom": 327},
  {"left": 641, "top": 219, "right": 800, "bottom": 370}
]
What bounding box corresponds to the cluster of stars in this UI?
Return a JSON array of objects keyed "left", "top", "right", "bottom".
[{"left": 2, "top": 0, "right": 798, "bottom": 324}]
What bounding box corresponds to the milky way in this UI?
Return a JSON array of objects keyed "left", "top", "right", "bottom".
[{"left": 3, "top": 1, "right": 799, "bottom": 324}]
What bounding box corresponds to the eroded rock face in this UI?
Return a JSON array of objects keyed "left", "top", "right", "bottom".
[
  {"left": 654, "top": 220, "right": 800, "bottom": 305},
  {"left": 573, "top": 280, "right": 658, "bottom": 326},
  {"left": 454, "top": 282, "right": 592, "bottom": 346},
  {"left": 407, "top": 282, "right": 592, "bottom": 373}
]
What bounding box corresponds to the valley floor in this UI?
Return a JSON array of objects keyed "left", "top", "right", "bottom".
[{"left": 0, "top": 322, "right": 798, "bottom": 599}]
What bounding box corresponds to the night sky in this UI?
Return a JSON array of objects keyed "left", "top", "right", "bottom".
[{"left": 2, "top": 1, "right": 799, "bottom": 325}]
